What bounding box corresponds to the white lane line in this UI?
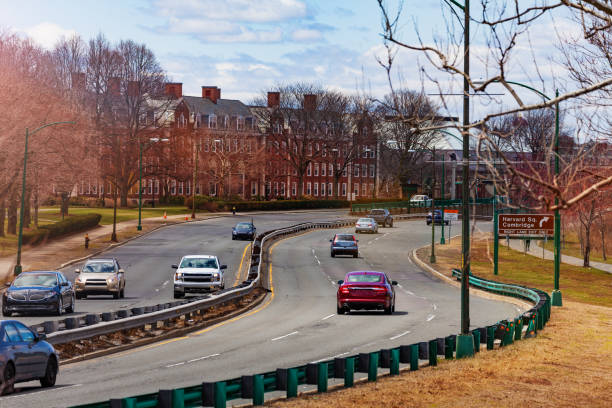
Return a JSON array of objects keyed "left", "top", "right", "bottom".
[
  {"left": 427, "top": 314, "right": 436, "bottom": 322},
  {"left": 163, "top": 280, "right": 169, "bottom": 286},
  {"left": 321, "top": 314, "right": 335, "bottom": 320},
  {"left": 165, "top": 362, "right": 186, "bottom": 368},
  {"left": 333, "top": 352, "right": 349, "bottom": 358},
  {"left": 4, "top": 384, "right": 82, "bottom": 399},
  {"left": 155, "top": 288, "right": 160, "bottom": 292},
  {"left": 188, "top": 353, "right": 220, "bottom": 363},
  {"left": 433, "top": 304, "right": 438, "bottom": 311},
  {"left": 390, "top": 330, "right": 411, "bottom": 340},
  {"left": 271, "top": 331, "right": 299, "bottom": 341}
]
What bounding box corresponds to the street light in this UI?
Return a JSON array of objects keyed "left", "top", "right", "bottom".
[
  {"left": 137, "top": 137, "right": 168, "bottom": 231},
  {"left": 476, "top": 80, "right": 562, "bottom": 306},
  {"left": 434, "top": 129, "right": 463, "bottom": 245},
  {"left": 14, "top": 121, "right": 75, "bottom": 275}
]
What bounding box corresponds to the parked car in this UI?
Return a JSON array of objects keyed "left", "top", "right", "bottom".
[
  {"left": 355, "top": 217, "right": 378, "bottom": 234},
  {"left": 232, "top": 222, "right": 256, "bottom": 240},
  {"left": 367, "top": 208, "right": 394, "bottom": 227},
  {"left": 426, "top": 210, "right": 449, "bottom": 225},
  {"left": 0, "top": 319, "right": 59, "bottom": 395},
  {"left": 410, "top": 194, "right": 432, "bottom": 207},
  {"left": 74, "top": 258, "right": 126, "bottom": 299},
  {"left": 2, "top": 271, "right": 75, "bottom": 317},
  {"left": 336, "top": 271, "right": 397, "bottom": 315},
  {"left": 172, "top": 255, "right": 227, "bottom": 298},
  {"left": 330, "top": 234, "right": 359, "bottom": 258}
]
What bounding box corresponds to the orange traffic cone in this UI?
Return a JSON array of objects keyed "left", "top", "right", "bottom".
[
  {"left": 185, "top": 215, "right": 189, "bottom": 221},
  {"left": 163, "top": 211, "right": 167, "bottom": 220}
]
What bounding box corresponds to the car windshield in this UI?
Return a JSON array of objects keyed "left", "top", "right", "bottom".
[
  {"left": 180, "top": 258, "right": 218, "bottom": 268},
  {"left": 236, "top": 223, "right": 252, "bottom": 230},
  {"left": 83, "top": 262, "right": 115, "bottom": 273},
  {"left": 369, "top": 210, "right": 384, "bottom": 215},
  {"left": 335, "top": 234, "right": 355, "bottom": 242},
  {"left": 346, "top": 274, "right": 383, "bottom": 283},
  {"left": 13, "top": 273, "right": 57, "bottom": 287},
  {"left": 357, "top": 218, "right": 374, "bottom": 223}
]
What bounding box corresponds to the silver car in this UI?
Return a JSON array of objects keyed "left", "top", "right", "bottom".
[
  {"left": 172, "top": 255, "right": 227, "bottom": 298},
  {"left": 355, "top": 217, "right": 378, "bottom": 233},
  {"left": 74, "top": 258, "right": 126, "bottom": 299}
]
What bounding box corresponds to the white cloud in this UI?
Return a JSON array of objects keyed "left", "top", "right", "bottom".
[
  {"left": 24, "top": 22, "right": 76, "bottom": 50},
  {"left": 291, "top": 29, "right": 322, "bottom": 41}
]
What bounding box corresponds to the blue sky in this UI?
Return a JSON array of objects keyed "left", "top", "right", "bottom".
[{"left": 2, "top": 0, "right": 569, "bottom": 119}]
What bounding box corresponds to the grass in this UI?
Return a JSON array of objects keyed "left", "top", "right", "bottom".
[{"left": 38, "top": 206, "right": 193, "bottom": 225}]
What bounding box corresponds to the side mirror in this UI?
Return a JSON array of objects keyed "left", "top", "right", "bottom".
[
  {"left": 171, "top": 264, "right": 178, "bottom": 269},
  {"left": 220, "top": 265, "right": 227, "bottom": 270},
  {"left": 61, "top": 281, "right": 70, "bottom": 287},
  {"left": 35, "top": 333, "right": 47, "bottom": 342},
  {"left": 329, "top": 239, "right": 333, "bottom": 242},
  {"left": 4, "top": 282, "right": 11, "bottom": 287},
  {"left": 392, "top": 281, "right": 398, "bottom": 286},
  {"left": 356, "top": 240, "right": 359, "bottom": 242},
  {"left": 118, "top": 269, "right": 125, "bottom": 274},
  {"left": 74, "top": 269, "right": 80, "bottom": 274},
  {"left": 337, "top": 280, "right": 344, "bottom": 285}
]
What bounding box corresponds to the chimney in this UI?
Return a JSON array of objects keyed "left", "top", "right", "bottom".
[
  {"left": 202, "top": 86, "right": 220, "bottom": 104},
  {"left": 164, "top": 82, "right": 183, "bottom": 99},
  {"left": 127, "top": 81, "right": 140, "bottom": 97},
  {"left": 267, "top": 91, "right": 280, "bottom": 108},
  {"left": 71, "top": 72, "right": 86, "bottom": 90},
  {"left": 108, "top": 77, "right": 120, "bottom": 96},
  {"left": 303, "top": 94, "right": 316, "bottom": 112}
]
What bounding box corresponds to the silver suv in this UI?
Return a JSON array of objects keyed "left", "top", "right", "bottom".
[
  {"left": 172, "top": 255, "right": 227, "bottom": 298},
  {"left": 74, "top": 258, "right": 125, "bottom": 299}
]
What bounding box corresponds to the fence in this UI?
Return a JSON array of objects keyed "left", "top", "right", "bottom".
[{"left": 352, "top": 198, "right": 494, "bottom": 217}]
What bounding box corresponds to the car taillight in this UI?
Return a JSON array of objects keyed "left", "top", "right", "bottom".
[{"left": 340, "top": 287, "right": 350, "bottom": 294}]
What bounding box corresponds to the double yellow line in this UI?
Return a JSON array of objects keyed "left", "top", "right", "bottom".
[{"left": 232, "top": 243, "right": 252, "bottom": 287}]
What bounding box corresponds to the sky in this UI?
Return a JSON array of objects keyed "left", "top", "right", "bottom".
[{"left": 1, "top": 0, "right": 574, "bottom": 121}]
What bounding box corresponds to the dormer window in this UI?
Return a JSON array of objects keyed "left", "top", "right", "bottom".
[
  {"left": 237, "top": 116, "right": 245, "bottom": 131},
  {"left": 209, "top": 114, "right": 217, "bottom": 129},
  {"left": 178, "top": 113, "right": 186, "bottom": 128}
]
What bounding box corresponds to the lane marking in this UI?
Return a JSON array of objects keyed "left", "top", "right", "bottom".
[
  {"left": 333, "top": 352, "right": 349, "bottom": 358},
  {"left": 165, "top": 362, "right": 185, "bottom": 368},
  {"left": 427, "top": 314, "right": 436, "bottom": 322},
  {"left": 390, "top": 330, "right": 411, "bottom": 340},
  {"left": 271, "top": 331, "right": 299, "bottom": 341},
  {"left": 321, "top": 314, "right": 335, "bottom": 320},
  {"left": 433, "top": 304, "right": 438, "bottom": 311},
  {"left": 232, "top": 243, "right": 252, "bottom": 287},
  {"left": 163, "top": 280, "right": 169, "bottom": 286},
  {"left": 4, "top": 384, "right": 82, "bottom": 399},
  {"left": 187, "top": 353, "right": 220, "bottom": 363}
]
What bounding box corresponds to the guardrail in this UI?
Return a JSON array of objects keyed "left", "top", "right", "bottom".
[
  {"left": 71, "top": 229, "right": 551, "bottom": 408},
  {"left": 352, "top": 198, "right": 494, "bottom": 212}
]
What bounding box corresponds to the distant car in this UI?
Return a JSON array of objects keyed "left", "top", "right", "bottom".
[
  {"left": 232, "top": 222, "right": 256, "bottom": 240},
  {"left": 410, "top": 194, "right": 432, "bottom": 207},
  {"left": 2, "top": 271, "right": 75, "bottom": 317},
  {"left": 367, "top": 209, "right": 393, "bottom": 227},
  {"left": 336, "top": 271, "right": 397, "bottom": 315},
  {"left": 172, "top": 255, "right": 227, "bottom": 298},
  {"left": 330, "top": 234, "right": 359, "bottom": 258},
  {"left": 426, "top": 210, "right": 449, "bottom": 225},
  {"left": 0, "top": 320, "right": 59, "bottom": 395},
  {"left": 355, "top": 217, "right": 378, "bottom": 234},
  {"left": 74, "top": 258, "right": 126, "bottom": 299}
]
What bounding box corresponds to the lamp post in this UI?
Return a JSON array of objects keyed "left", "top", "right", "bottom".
[
  {"left": 14, "top": 121, "right": 75, "bottom": 276},
  {"left": 434, "top": 129, "right": 463, "bottom": 245},
  {"left": 192, "top": 138, "right": 201, "bottom": 219},
  {"left": 430, "top": 147, "right": 436, "bottom": 263},
  {"left": 138, "top": 137, "right": 168, "bottom": 231}
]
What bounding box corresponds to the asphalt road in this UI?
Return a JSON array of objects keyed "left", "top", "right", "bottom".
[
  {"left": 12, "top": 210, "right": 350, "bottom": 327},
  {"left": 4, "top": 215, "right": 522, "bottom": 407}
]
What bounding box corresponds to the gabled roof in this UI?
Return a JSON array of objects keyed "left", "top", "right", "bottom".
[{"left": 181, "top": 96, "right": 252, "bottom": 117}]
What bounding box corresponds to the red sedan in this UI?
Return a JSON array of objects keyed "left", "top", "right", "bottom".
[{"left": 337, "top": 271, "right": 397, "bottom": 315}]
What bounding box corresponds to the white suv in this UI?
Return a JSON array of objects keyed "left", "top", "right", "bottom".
[
  {"left": 410, "top": 194, "right": 432, "bottom": 206},
  {"left": 172, "top": 255, "right": 227, "bottom": 298}
]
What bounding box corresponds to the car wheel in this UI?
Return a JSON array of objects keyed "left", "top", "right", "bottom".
[
  {"left": 337, "top": 306, "right": 345, "bottom": 315},
  {"left": 40, "top": 357, "right": 58, "bottom": 388},
  {"left": 231, "top": 236, "right": 235, "bottom": 240},
  {"left": 389, "top": 221, "right": 393, "bottom": 227},
  {"left": 353, "top": 252, "right": 358, "bottom": 258},
  {"left": 331, "top": 251, "right": 335, "bottom": 258},
  {"left": 392, "top": 302, "right": 396, "bottom": 313},
  {"left": 445, "top": 221, "right": 449, "bottom": 225},
  {"left": 173, "top": 291, "right": 184, "bottom": 299},
  {"left": 120, "top": 287, "right": 125, "bottom": 298},
  {"left": 1, "top": 306, "right": 11, "bottom": 317},
  {"left": 384, "top": 305, "right": 393, "bottom": 315},
  {"left": 66, "top": 294, "right": 75, "bottom": 313},
  {"left": 56, "top": 298, "right": 63, "bottom": 316},
  {"left": 426, "top": 221, "right": 431, "bottom": 225},
  {"left": 1, "top": 362, "right": 15, "bottom": 395},
  {"left": 113, "top": 291, "right": 120, "bottom": 299}
]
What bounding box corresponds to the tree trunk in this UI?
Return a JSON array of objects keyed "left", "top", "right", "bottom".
[
  {"left": 111, "top": 185, "right": 118, "bottom": 242},
  {"left": 120, "top": 184, "right": 129, "bottom": 208},
  {"left": 0, "top": 199, "right": 5, "bottom": 237},
  {"left": 33, "top": 187, "right": 39, "bottom": 229},
  {"left": 23, "top": 189, "right": 31, "bottom": 228},
  {"left": 7, "top": 190, "right": 17, "bottom": 235},
  {"left": 60, "top": 191, "right": 70, "bottom": 218},
  {"left": 584, "top": 224, "right": 591, "bottom": 267}
]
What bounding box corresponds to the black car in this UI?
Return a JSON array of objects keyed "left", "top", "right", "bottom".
[
  {"left": 426, "top": 210, "right": 450, "bottom": 225},
  {"left": 330, "top": 234, "right": 359, "bottom": 258},
  {"left": 2, "top": 271, "right": 75, "bottom": 316},
  {"left": 232, "top": 222, "right": 256, "bottom": 240},
  {"left": 0, "top": 320, "right": 59, "bottom": 395}
]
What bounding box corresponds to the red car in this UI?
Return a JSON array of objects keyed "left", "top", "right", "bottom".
[{"left": 337, "top": 271, "right": 397, "bottom": 315}]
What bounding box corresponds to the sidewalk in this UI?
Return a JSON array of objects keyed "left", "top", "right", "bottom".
[
  {"left": 503, "top": 237, "right": 612, "bottom": 274},
  {"left": 0, "top": 212, "right": 228, "bottom": 284}
]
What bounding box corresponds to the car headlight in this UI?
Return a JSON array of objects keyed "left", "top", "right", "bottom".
[
  {"left": 213, "top": 273, "right": 220, "bottom": 280},
  {"left": 107, "top": 276, "right": 118, "bottom": 284},
  {"left": 175, "top": 272, "right": 183, "bottom": 281},
  {"left": 75, "top": 277, "right": 83, "bottom": 284},
  {"left": 7, "top": 292, "right": 18, "bottom": 300},
  {"left": 41, "top": 291, "right": 57, "bottom": 299}
]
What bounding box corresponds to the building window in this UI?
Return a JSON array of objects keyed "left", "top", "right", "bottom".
[
  {"left": 321, "top": 182, "right": 326, "bottom": 196},
  {"left": 178, "top": 113, "right": 186, "bottom": 128},
  {"left": 148, "top": 180, "right": 153, "bottom": 195},
  {"left": 362, "top": 164, "right": 367, "bottom": 178},
  {"left": 292, "top": 182, "right": 297, "bottom": 196},
  {"left": 354, "top": 183, "right": 359, "bottom": 196},
  {"left": 209, "top": 115, "right": 217, "bottom": 129},
  {"left": 281, "top": 182, "right": 286, "bottom": 196},
  {"left": 314, "top": 163, "right": 319, "bottom": 177},
  {"left": 155, "top": 180, "right": 159, "bottom": 194},
  {"left": 341, "top": 183, "right": 347, "bottom": 196},
  {"left": 171, "top": 180, "right": 176, "bottom": 195},
  {"left": 370, "top": 164, "right": 375, "bottom": 178},
  {"left": 237, "top": 116, "right": 245, "bottom": 130},
  {"left": 251, "top": 182, "right": 258, "bottom": 196},
  {"left": 186, "top": 182, "right": 190, "bottom": 196},
  {"left": 328, "top": 183, "right": 333, "bottom": 196},
  {"left": 370, "top": 147, "right": 375, "bottom": 158},
  {"left": 307, "top": 163, "right": 312, "bottom": 176},
  {"left": 306, "top": 182, "right": 312, "bottom": 195},
  {"left": 274, "top": 182, "right": 279, "bottom": 196},
  {"left": 322, "top": 147, "right": 327, "bottom": 157},
  {"left": 362, "top": 183, "right": 367, "bottom": 196},
  {"left": 245, "top": 117, "right": 253, "bottom": 129},
  {"left": 179, "top": 182, "right": 184, "bottom": 195},
  {"left": 362, "top": 146, "right": 368, "bottom": 158},
  {"left": 209, "top": 183, "right": 217, "bottom": 196},
  {"left": 314, "top": 182, "right": 318, "bottom": 196},
  {"left": 321, "top": 164, "right": 326, "bottom": 177},
  {"left": 370, "top": 183, "right": 374, "bottom": 194},
  {"left": 354, "top": 165, "right": 359, "bottom": 177},
  {"left": 329, "top": 164, "right": 333, "bottom": 174}
]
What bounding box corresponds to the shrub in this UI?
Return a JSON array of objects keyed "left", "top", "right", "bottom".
[
  {"left": 167, "top": 195, "right": 186, "bottom": 206},
  {"left": 22, "top": 229, "right": 49, "bottom": 245},
  {"left": 222, "top": 199, "right": 349, "bottom": 212},
  {"left": 39, "top": 213, "right": 102, "bottom": 239}
]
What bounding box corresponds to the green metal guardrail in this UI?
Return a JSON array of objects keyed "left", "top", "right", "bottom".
[
  {"left": 352, "top": 198, "right": 494, "bottom": 212},
  {"left": 72, "top": 269, "right": 550, "bottom": 408}
]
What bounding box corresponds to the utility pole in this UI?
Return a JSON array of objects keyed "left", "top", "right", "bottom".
[{"left": 552, "top": 89, "right": 563, "bottom": 306}]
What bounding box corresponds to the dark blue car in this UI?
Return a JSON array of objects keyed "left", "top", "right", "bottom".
[
  {"left": 232, "top": 222, "right": 256, "bottom": 240},
  {"left": 330, "top": 234, "right": 359, "bottom": 258},
  {"left": 426, "top": 210, "right": 450, "bottom": 226},
  {"left": 0, "top": 319, "right": 59, "bottom": 395},
  {"left": 2, "top": 271, "right": 75, "bottom": 316}
]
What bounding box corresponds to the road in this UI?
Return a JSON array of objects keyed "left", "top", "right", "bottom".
[{"left": 3, "top": 215, "right": 522, "bottom": 407}]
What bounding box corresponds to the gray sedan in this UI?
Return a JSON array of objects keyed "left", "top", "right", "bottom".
[{"left": 355, "top": 217, "right": 378, "bottom": 233}]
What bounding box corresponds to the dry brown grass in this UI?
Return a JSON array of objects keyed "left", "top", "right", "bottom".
[{"left": 268, "top": 235, "right": 612, "bottom": 408}]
